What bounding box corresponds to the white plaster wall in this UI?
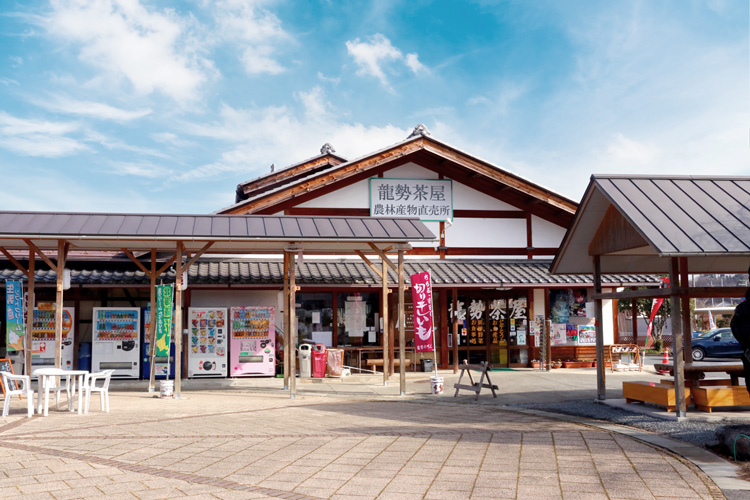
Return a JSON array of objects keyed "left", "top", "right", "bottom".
[
  {"left": 602, "top": 290, "right": 615, "bottom": 345},
  {"left": 531, "top": 216, "right": 567, "bottom": 248},
  {"left": 190, "top": 290, "right": 280, "bottom": 311},
  {"left": 384, "top": 162, "right": 439, "bottom": 179},
  {"left": 297, "top": 182, "right": 368, "bottom": 209},
  {"left": 412, "top": 221, "right": 440, "bottom": 247},
  {"left": 445, "top": 218, "right": 527, "bottom": 247},
  {"left": 452, "top": 182, "right": 519, "bottom": 210},
  {"left": 532, "top": 289, "right": 546, "bottom": 318}
]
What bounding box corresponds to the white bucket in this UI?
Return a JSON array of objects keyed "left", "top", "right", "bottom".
[
  {"left": 160, "top": 380, "right": 174, "bottom": 399},
  {"left": 430, "top": 376, "right": 444, "bottom": 395}
]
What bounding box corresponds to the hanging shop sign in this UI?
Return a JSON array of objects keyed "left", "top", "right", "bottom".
[
  {"left": 369, "top": 178, "right": 452, "bottom": 222},
  {"left": 410, "top": 271, "right": 434, "bottom": 352},
  {"left": 155, "top": 284, "right": 174, "bottom": 358},
  {"left": 5, "top": 280, "right": 24, "bottom": 352}
]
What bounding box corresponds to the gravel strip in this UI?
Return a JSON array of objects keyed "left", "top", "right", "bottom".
[{"left": 510, "top": 400, "right": 748, "bottom": 449}]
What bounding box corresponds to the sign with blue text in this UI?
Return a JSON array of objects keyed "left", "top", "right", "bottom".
[{"left": 369, "top": 178, "right": 453, "bottom": 222}]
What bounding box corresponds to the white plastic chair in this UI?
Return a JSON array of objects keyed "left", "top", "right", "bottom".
[
  {"left": 35, "top": 372, "right": 71, "bottom": 416},
  {"left": 1, "top": 371, "right": 35, "bottom": 418},
  {"left": 83, "top": 370, "right": 114, "bottom": 413}
]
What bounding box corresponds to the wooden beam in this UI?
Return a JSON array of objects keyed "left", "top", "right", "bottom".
[
  {"left": 592, "top": 286, "right": 747, "bottom": 301},
  {"left": 283, "top": 252, "right": 290, "bottom": 390},
  {"left": 0, "top": 247, "right": 29, "bottom": 277},
  {"left": 174, "top": 242, "right": 183, "bottom": 398},
  {"left": 148, "top": 250, "right": 158, "bottom": 393},
  {"left": 24, "top": 239, "right": 57, "bottom": 273},
  {"left": 669, "top": 257, "right": 687, "bottom": 417},
  {"left": 25, "top": 248, "right": 34, "bottom": 375},
  {"left": 156, "top": 255, "right": 177, "bottom": 277},
  {"left": 54, "top": 240, "right": 66, "bottom": 369},
  {"left": 121, "top": 248, "right": 152, "bottom": 279},
  {"left": 398, "top": 249, "right": 406, "bottom": 395},
  {"left": 368, "top": 243, "right": 397, "bottom": 273},
  {"left": 355, "top": 250, "right": 383, "bottom": 280},
  {"left": 680, "top": 257, "right": 692, "bottom": 364},
  {"left": 184, "top": 242, "right": 214, "bottom": 270},
  {"left": 382, "top": 258, "right": 389, "bottom": 385},
  {"left": 594, "top": 255, "right": 605, "bottom": 401},
  {"left": 289, "top": 251, "right": 297, "bottom": 398}
]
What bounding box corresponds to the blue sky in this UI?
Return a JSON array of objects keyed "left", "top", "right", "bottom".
[{"left": 0, "top": 0, "right": 747, "bottom": 214}]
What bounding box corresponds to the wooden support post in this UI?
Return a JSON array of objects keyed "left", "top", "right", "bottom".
[
  {"left": 283, "top": 252, "right": 290, "bottom": 390},
  {"left": 174, "top": 242, "right": 183, "bottom": 398},
  {"left": 452, "top": 289, "right": 459, "bottom": 374},
  {"left": 669, "top": 257, "right": 687, "bottom": 417},
  {"left": 54, "top": 240, "right": 66, "bottom": 369},
  {"left": 631, "top": 297, "right": 638, "bottom": 346},
  {"left": 680, "top": 257, "right": 692, "bottom": 363},
  {"left": 25, "top": 248, "right": 34, "bottom": 375},
  {"left": 398, "top": 249, "right": 406, "bottom": 395},
  {"left": 148, "top": 250, "right": 158, "bottom": 393},
  {"left": 382, "top": 257, "right": 389, "bottom": 385},
  {"left": 289, "top": 251, "right": 297, "bottom": 398},
  {"left": 594, "top": 255, "right": 605, "bottom": 400}
]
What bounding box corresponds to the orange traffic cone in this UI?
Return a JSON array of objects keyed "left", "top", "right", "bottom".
[{"left": 657, "top": 348, "right": 670, "bottom": 374}]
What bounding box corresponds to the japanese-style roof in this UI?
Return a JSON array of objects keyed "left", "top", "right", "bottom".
[
  {"left": 1, "top": 259, "right": 660, "bottom": 287},
  {"left": 0, "top": 211, "right": 434, "bottom": 254},
  {"left": 217, "top": 130, "right": 578, "bottom": 227},
  {"left": 234, "top": 145, "right": 347, "bottom": 203},
  {"left": 552, "top": 175, "right": 750, "bottom": 274}
]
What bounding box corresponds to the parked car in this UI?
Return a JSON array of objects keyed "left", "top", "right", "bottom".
[{"left": 691, "top": 328, "right": 742, "bottom": 361}]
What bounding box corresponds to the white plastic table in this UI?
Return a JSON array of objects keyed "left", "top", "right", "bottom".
[{"left": 32, "top": 368, "right": 89, "bottom": 416}]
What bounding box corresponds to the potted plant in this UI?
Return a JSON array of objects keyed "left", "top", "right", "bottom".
[
  {"left": 551, "top": 360, "right": 562, "bottom": 369},
  {"left": 580, "top": 359, "right": 594, "bottom": 368},
  {"left": 530, "top": 359, "right": 541, "bottom": 369},
  {"left": 562, "top": 359, "right": 581, "bottom": 369}
]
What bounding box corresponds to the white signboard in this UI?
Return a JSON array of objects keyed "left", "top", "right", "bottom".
[{"left": 369, "top": 178, "right": 453, "bottom": 221}]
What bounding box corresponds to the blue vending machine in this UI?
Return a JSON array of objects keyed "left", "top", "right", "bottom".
[{"left": 141, "top": 307, "right": 178, "bottom": 379}]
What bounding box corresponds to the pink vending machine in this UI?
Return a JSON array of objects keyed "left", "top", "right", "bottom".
[{"left": 230, "top": 307, "right": 275, "bottom": 377}]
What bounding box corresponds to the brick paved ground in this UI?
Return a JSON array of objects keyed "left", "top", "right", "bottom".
[{"left": 0, "top": 388, "right": 725, "bottom": 500}]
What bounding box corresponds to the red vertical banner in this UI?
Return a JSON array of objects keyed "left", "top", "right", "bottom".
[{"left": 410, "top": 271, "right": 434, "bottom": 352}]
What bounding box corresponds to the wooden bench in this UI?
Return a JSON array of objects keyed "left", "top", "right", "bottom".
[
  {"left": 692, "top": 386, "right": 750, "bottom": 412},
  {"left": 659, "top": 378, "right": 734, "bottom": 387},
  {"left": 622, "top": 381, "right": 691, "bottom": 412},
  {"left": 365, "top": 358, "right": 411, "bottom": 372}
]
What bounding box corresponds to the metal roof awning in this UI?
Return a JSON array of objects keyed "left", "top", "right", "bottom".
[
  {"left": 551, "top": 175, "right": 750, "bottom": 274},
  {"left": 0, "top": 211, "right": 435, "bottom": 254}
]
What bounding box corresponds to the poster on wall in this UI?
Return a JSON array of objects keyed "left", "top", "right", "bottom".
[
  {"left": 517, "top": 328, "right": 527, "bottom": 346},
  {"left": 155, "top": 284, "right": 174, "bottom": 358},
  {"left": 488, "top": 299, "right": 506, "bottom": 345},
  {"left": 578, "top": 325, "right": 596, "bottom": 345},
  {"left": 533, "top": 315, "right": 544, "bottom": 347},
  {"left": 571, "top": 289, "right": 588, "bottom": 317},
  {"left": 467, "top": 299, "right": 485, "bottom": 345},
  {"left": 345, "top": 296, "right": 366, "bottom": 337},
  {"left": 551, "top": 323, "right": 567, "bottom": 345},
  {"left": 566, "top": 324, "right": 578, "bottom": 343},
  {"left": 369, "top": 178, "right": 453, "bottom": 222},
  {"left": 5, "top": 280, "right": 24, "bottom": 352},
  {"left": 549, "top": 290, "right": 570, "bottom": 323}
]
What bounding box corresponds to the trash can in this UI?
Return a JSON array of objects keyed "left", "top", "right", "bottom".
[
  {"left": 311, "top": 344, "right": 327, "bottom": 378},
  {"left": 326, "top": 349, "right": 343, "bottom": 377},
  {"left": 421, "top": 358, "right": 434, "bottom": 373},
  {"left": 78, "top": 342, "right": 92, "bottom": 372},
  {"left": 298, "top": 344, "right": 312, "bottom": 378}
]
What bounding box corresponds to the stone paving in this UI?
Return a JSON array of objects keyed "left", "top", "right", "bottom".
[{"left": 0, "top": 386, "right": 727, "bottom": 500}]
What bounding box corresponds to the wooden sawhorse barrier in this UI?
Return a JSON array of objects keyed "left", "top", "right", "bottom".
[{"left": 453, "top": 360, "right": 498, "bottom": 400}]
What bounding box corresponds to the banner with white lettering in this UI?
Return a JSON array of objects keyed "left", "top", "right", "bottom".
[
  {"left": 5, "top": 280, "right": 24, "bottom": 352},
  {"left": 410, "top": 271, "right": 434, "bottom": 352}
]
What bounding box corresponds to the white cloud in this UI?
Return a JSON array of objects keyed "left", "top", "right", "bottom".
[
  {"left": 40, "top": 0, "right": 212, "bottom": 102},
  {"left": 346, "top": 34, "right": 426, "bottom": 91},
  {"left": 177, "top": 87, "right": 409, "bottom": 182},
  {"left": 151, "top": 132, "right": 194, "bottom": 148},
  {"left": 0, "top": 111, "right": 87, "bottom": 157},
  {"left": 112, "top": 161, "right": 173, "bottom": 178},
  {"left": 605, "top": 133, "right": 658, "bottom": 164},
  {"left": 36, "top": 96, "right": 152, "bottom": 121},
  {"left": 317, "top": 71, "right": 340, "bottom": 86},
  {"left": 213, "top": 0, "right": 290, "bottom": 75}
]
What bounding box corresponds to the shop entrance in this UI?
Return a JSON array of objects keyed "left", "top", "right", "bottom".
[{"left": 449, "top": 290, "right": 530, "bottom": 368}]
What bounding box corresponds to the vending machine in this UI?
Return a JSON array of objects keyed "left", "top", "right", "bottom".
[
  {"left": 187, "top": 307, "right": 228, "bottom": 378},
  {"left": 92, "top": 307, "right": 140, "bottom": 379},
  {"left": 230, "top": 306, "right": 275, "bottom": 377},
  {"left": 141, "top": 307, "right": 177, "bottom": 380},
  {"left": 31, "top": 306, "right": 75, "bottom": 372}
]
